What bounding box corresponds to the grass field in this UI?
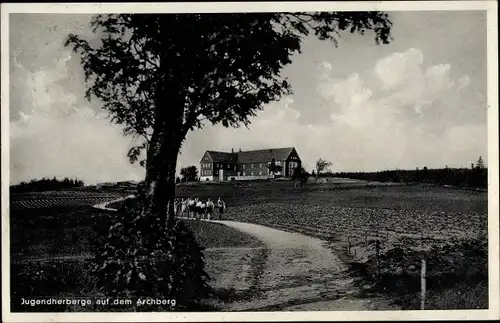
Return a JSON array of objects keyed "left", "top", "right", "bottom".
[
  {"left": 10, "top": 194, "right": 265, "bottom": 312},
  {"left": 9, "top": 179, "right": 488, "bottom": 310},
  {"left": 175, "top": 180, "right": 488, "bottom": 309}
]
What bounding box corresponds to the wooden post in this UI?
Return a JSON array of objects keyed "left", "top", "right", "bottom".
[{"left": 421, "top": 258, "right": 426, "bottom": 310}]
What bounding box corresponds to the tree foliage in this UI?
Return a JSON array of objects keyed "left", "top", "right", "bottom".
[
  {"left": 475, "top": 156, "right": 485, "bottom": 169},
  {"left": 180, "top": 166, "right": 198, "bottom": 182},
  {"left": 10, "top": 177, "right": 85, "bottom": 193},
  {"left": 333, "top": 165, "right": 488, "bottom": 189},
  {"left": 316, "top": 158, "right": 333, "bottom": 176},
  {"left": 291, "top": 165, "right": 308, "bottom": 186}
]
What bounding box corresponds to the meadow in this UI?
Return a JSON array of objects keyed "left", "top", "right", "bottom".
[
  {"left": 9, "top": 179, "right": 489, "bottom": 310},
  {"left": 176, "top": 179, "right": 488, "bottom": 309},
  {"left": 9, "top": 192, "right": 264, "bottom": 312}
]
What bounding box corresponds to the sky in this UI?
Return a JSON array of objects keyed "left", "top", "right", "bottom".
[{"left": 9, "top": 11, "right": 488, "bottom": 185}]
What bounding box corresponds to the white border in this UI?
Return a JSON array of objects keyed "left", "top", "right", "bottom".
[{"left": 1, "top": 1, "right": 499, "bottom": 322}]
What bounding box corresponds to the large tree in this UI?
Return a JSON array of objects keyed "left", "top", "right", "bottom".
[{"left": 66, "top": 12, "right": 392, "bottom": 228}]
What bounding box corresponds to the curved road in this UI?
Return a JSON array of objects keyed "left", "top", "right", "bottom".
[{"left": 212, "top": 220, "right": 397, "bottom": 311}]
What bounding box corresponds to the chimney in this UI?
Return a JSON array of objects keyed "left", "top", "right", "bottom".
[
  {"left": 231, "top": 148, "right": 234, "bottom": 154},
  {"left": 239, "top": 148, "right": 242, "bottom": 152}
]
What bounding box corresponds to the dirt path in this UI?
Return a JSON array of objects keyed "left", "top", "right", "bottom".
[{"left": 213, "top": 220, "right": 398, "bottom": 311}]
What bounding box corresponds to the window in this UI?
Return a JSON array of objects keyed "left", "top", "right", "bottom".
[
  {"left": 242, "top": 164, "right": 246, "bottom": 169},
  {"left": 250, "top": 171, "right": 254, "bottom": 176},
  {"left": 242, "top": 172, "right": 246, "bottom": 176},
  {"left": 251, "top": 164, "right": 254, "bottom": 168},
  {"left": 259, "top": 171, "right": 263, "bottom": 176},
  {"left": 276, "top": 161, "right": 281, "bottom": 165}
]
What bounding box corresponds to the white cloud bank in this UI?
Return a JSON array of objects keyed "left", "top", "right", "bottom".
[
  {"left": 9, "top": 47, "right": 487, "bottom": 184},
  {"left": 10, "top": 51, "right": 144, "bottom": 185}
]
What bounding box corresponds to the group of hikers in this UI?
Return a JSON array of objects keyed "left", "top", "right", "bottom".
[{"left": 174, "top": 197, "right": 226, "bottom": 221}]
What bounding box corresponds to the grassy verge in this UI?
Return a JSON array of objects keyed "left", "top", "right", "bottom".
[{"left": 184, "top": 220, "right": 263, "bottom": 249}]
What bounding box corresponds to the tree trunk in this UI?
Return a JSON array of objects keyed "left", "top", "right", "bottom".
[
  {"left": 142, "top": 121, "right": 182, "bottom": 229},
  {"left": 140, "top": 15, "right": 188, "bottom": 230}
]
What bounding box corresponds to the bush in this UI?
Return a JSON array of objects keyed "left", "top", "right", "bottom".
[
  {"left": 356, "top": 238, "right": 488, "bottom": 309},
  {"left": 11, "top": 261, "right": 94, "bottom": 312},
  {"left": 92, "top": 198, "right": 213, "bottom": 311}
]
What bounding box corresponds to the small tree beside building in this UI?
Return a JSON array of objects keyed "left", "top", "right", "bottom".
[
  {"left": 315, "top": 158, "right": 332, "bottom": 181},
  {"left": 180, "top": 166, "right": 198, "bottom": 182}
]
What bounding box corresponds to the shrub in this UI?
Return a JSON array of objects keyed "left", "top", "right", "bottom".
[
  {"left": 358, "top": 238, "right": 488, "bottom": 309},
  {"left": 11, "top": 261, "right": 94, "bottom": 312},
  {"left": 92, "top": 198, "right": 212, "bottom": 311}
]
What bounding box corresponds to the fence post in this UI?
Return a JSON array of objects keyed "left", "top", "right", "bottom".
[{"left": 421, "top": 258, "right": 426, "bottom": 310}]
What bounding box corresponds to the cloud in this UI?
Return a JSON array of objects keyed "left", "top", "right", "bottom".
[
  {"left": 373, "top": 48, "right": 424, "bottom": 91},
  {"left": 9, "top": 51, "right": 144, "bottom": 185}
]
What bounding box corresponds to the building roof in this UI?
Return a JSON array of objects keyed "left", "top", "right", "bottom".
[
  {"left": 204, "top": 147, "right": 296, "bottom": 164},
  {"left": 206, "top": 151, "right": 237, "bottom": 163},
  {"left": 237, "top": 147, "right": 295, "bottom": 164}
]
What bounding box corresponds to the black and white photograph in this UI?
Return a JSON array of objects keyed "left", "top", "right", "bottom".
[{"left": 1, "top": 2, "right": 499, "bottom": 322}]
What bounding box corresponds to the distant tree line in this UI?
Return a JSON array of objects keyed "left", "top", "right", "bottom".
[
  {"left": 332, "top": 157, "right": 487, "bottom": 189},
  {"left": 10, "top": 177, "right": 85, "bottom": 193}
]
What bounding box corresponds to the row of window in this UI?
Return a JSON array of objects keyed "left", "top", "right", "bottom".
[
  {"left": 202, "top": 164, "right": 298, "bottom": 177},
  {"left": 242, "top": 171, "right": 265, "bottom": 176},
  {"left": 202, "top": 162, "right": 280, "bottom": 169},
  {"left": 201, "top": 170, "right": 271, "bottom": 177},
  {"left": 202, "top": 160, "right": 295, "bottom": 171},
  {"left": 242, "top": 162, "right": 280, "bottom": 169}
]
